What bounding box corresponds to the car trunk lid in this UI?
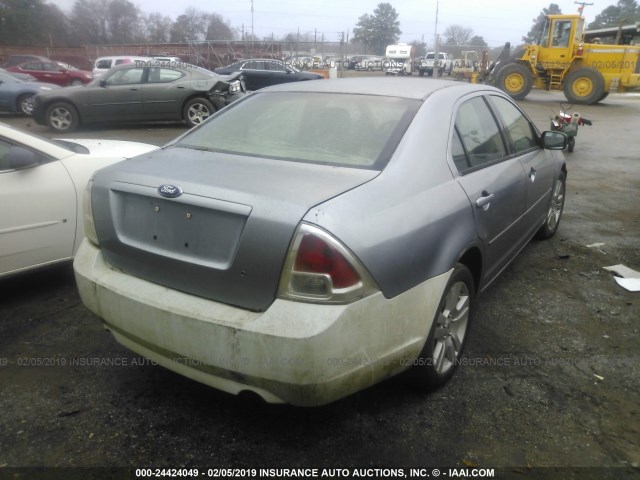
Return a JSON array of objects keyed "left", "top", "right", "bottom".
[{"left": 91, "top": 147, "right": 378, "bottom": 311}]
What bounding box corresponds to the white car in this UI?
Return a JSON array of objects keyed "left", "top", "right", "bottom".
[{"left": 0, "top": 123, "right": 157, "bottom": 278}]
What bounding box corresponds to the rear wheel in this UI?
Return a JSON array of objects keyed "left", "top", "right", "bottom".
[
  {"left": 406, "top": 264, "right": 474, "bottom": 390},
  {"left": 536, "top": 172, "right": 566, "bottom": 239},
  {"left": 183, "top": 97, "right": 214, "bottom": 127},
  {"left": 563, "top": 67, "right": 604, "bottom": 105},
  {"left": 17, "top": 94, "right": 35, "bottom": 115},
  {"left": 69, "top": 79, "right": 84, "bottom": 87},
  {"left": 46, "top": 102, "right": 79, "bottom": 132},
  {"left": 496, "top": 63, "right": 533, "bottom": 100}
]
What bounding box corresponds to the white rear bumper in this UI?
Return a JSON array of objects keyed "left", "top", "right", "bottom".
[{"left": 73, "top": 239, "right": 450, "bottom": 406}]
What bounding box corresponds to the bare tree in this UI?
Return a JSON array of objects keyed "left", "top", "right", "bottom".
[
  {"left": 205, "top": 13, "right": 235, "bottom": 41},
  {"left": 170, "top": 7, "right": 207, "bottom": 42},
  {"left": 71, "top": 0, "right": 110, "bottom": 44},
  {"left": 109, "top": 0, "right": 142, "bottom": 43},
  {"left": 444, "top": 25, "right": 473, "bottom": 46},
  {"left": 145, "top": 12, "right": 172, "bottom": 43}
]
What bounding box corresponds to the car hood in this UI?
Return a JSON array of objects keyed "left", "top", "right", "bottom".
[
  {"left": 91, "top": 146, "right": 379, "bottom": 311},
  {"left": 60, "top": 139, "right": 158, "bottom": 158}
]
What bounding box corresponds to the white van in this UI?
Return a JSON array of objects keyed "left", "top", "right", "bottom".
[{"left": 92, "top": 56, "right": 151, "bottom": 78}]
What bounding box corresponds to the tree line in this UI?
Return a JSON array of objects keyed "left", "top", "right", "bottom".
[
  {"left": 0, "top": 0, "right": 244, "bottom": 46},
  {"left": 0, "top": 0, "right": 638, "bottom": 48}
]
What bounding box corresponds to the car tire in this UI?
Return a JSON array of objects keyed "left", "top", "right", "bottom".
[
  {"left": 183, "top": 97, "right": 214, "bottom": 127},
  {"left": 563, "top": 67, "right": 605, "bottom": 105},
  {"left": 46, "top": 102, "right": 79, "bottom": 132},
  {"left": 536, "top": 172, "right": 566, "bottom": 239},
  {"left": 568, "top": 137, "right": 575, "bottom": 153},
  {"left": 496, "top": 63, "right": 533, "bottom": 100},
  {"left": 69, "top": 79, "right": 84, "bottom": 87},
  {"left": 17, "top": 94, "right": 35, "bottom": 115},
  {"left": 419, "top": 70, "right": 425, "bottom": 77},
  {"left": 406, "top": 263, "right": 474, "bottom": 390}
]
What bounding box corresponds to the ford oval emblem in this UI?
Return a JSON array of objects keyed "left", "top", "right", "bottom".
[{"left": 158, "top": 184, "right": 183, "bottom": 198}]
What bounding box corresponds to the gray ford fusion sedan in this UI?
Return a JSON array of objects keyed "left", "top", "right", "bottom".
[{"left": 74, "top": 78, "right": 568, "bottom": 406}]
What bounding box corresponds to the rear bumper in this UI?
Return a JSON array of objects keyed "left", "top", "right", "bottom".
[{"left": 74, "top": 239, "right": 450, "bottom": 406}]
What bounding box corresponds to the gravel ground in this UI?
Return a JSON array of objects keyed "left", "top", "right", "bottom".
[{"left": 0, "top": 81, "right": 638, "bottom": 479}]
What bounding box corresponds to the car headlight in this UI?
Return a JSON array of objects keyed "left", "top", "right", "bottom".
[
  {"left": 229, "top": 80, "right": 241, "bottom": 93},
  {"left": 83, "top": 179, "right": 99, "bottom": 246}
]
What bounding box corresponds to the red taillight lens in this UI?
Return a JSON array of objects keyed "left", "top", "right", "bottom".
[
  {"left": 295, "top": 234, "right": 359, "bottom": 288},
  {"left": 279, "top": 223, "right": 378, "bottom": 304}
]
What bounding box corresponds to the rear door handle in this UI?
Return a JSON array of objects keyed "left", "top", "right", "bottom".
[{"left": 475, "top": 192, "right": 494, "bottom": 210}]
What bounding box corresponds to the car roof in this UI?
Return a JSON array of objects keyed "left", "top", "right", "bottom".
[{"left": 259, "top": 77, "right": 501, "bottom": 100}]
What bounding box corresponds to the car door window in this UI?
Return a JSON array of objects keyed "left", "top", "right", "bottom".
[
  {"left": 454, "top": 96, "right": 507, "bottom": 170},
  {"left": 489, "top": 96, "right": 538, "bottom": 154},
  {"left": 96, "top": 59, "right": 112, "bottom": 69},
  {"left": 105, "top": 68, "right": 145, "bottom": 85},
  {"left": 270, "top": 61, "right": 286, "bottom": 72}
]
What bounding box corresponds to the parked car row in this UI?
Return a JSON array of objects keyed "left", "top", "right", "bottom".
[{"left": 31, "top": 64, "right": 246, "bottom": 132}]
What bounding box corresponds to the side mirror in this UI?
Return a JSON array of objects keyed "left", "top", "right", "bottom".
[
  {"left": 8, "top": 146, "right": 39, "bottom": 169},
  {"left": 99, "top": 79, "right": 107, "bottom": 87},
  {"left": 541, "top": 130, "right": 568, "bottom": 150}
]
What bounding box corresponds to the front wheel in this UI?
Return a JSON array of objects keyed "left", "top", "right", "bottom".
[
  {"left": 406, "top": 264, "right": 474, "bottom": 390},
  {"left": 496, "top": 63, "right": 533, "bottom": 100},
  {"left": 17, "top": 94, "right": 35, "bottom": 115},
  {"left": 46, "top": 102, "right": 79, "bottom": 132},
  {"left": 536, "top": 172, "right": 566, "bottom": 239},
  {"left": 183, "top": 97, "right": 214, "bottom": 127},
  {"left": 68, "top": 79, "right": 84, "bottom": 87}
]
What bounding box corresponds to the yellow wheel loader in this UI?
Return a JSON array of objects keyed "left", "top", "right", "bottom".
[{"left": 473, "top": 14, "right": 640, "bottom": 104}]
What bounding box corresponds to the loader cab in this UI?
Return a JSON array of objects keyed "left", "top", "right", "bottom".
[{"left": 537, "top": 15, "right": 585, "bottom": 67}]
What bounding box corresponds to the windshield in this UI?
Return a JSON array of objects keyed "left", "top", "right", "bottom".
[{"left": 176, "top": 92, "right": 420, "bottom": 170}]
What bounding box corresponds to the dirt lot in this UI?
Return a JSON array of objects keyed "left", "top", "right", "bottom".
[{"left": 0, "top": 80, "right": 639, "bottom": 479}]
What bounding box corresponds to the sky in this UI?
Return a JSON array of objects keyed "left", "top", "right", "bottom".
[{"left": 54, "top": 0, "right": 621, "bottom": 47}]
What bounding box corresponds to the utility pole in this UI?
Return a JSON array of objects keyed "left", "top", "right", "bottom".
[
  {"left": 433, "top": 0, "right": 439, "bottom": 74},
  {"left": 251, "top": 0, "right": 254, "bottom": 39},
  {"left": 574, "top": 1, "right": 593, "bottom": 15}
]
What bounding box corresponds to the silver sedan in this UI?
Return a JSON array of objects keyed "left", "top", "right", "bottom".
[{"left": 74, "top": 78, "right": 568, "bottom": 406}]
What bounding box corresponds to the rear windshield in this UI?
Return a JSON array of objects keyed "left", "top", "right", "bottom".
[{"left": 176, "top": 92, "right": 420, "bottom": 170}]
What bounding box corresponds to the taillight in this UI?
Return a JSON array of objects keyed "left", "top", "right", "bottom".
[
  {"left": 278, "top": 223, "right": 378, "bottom": 304},
  {"left": 83, "top": 178, "right": 99, "bottom": 246}
]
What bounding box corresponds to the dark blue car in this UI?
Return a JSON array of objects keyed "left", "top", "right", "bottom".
[{"left": 0, "top": 69, "right": 59, "bottom": 115}]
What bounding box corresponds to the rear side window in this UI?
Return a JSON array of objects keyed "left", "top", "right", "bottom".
[
  {"left": 96, "top": 59, "right": 112, "bottom": 69},
  {"left": 489, "top": 96, "right": 538, "bottom": 153},
  {"left": 148, "top": 68, "right": 183, "bottom": 83},
  {"left": 454, "top": 96, "right": 506, "bottom": 170}
]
